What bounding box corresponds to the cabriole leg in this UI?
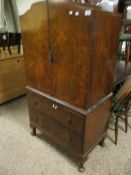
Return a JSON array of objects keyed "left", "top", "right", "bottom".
[
  {"left": 78, "top": 156, "right": 88, "bottom": 173},
  {"left": 99, "top": 137, "right": 106, "bottom": 147},
  {"left": 31, "top": 128, "right": 36, "bottom": 136},
  {"left": 79, "top": 161, "right": 85, "bottom": 173}
]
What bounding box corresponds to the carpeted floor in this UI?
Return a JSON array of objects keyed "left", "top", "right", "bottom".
[{"left": 0, "top": 96, "right": 131, "bottom": 175}]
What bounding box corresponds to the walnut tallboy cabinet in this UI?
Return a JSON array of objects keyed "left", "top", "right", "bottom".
[{"left": 19, "top": 0, "right": 121, "bottom": 171}]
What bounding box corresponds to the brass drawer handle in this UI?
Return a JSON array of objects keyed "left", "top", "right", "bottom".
[
  {"left": 54, "top": 105, "right": 58, "bottom": 109},
  {"left": 52, "top": 104, "right": 58, "bottom": 110}
]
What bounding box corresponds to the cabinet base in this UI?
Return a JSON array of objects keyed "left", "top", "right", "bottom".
[
  {"left": 29, "top": 125, "right": 107, "bottom": 172},
  {"left": 31, "top": 128, "right": 37, "bottom": 136}
]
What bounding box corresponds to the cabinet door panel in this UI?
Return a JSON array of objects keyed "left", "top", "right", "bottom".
[
  {"left": 49, "top": 3, "right": 93, "bottom": 109},
  {"left": 19, "top": 1, "right": 51, "bottom": 94}
]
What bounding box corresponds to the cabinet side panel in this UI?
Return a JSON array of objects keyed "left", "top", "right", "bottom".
[
  {"left": 19, "top": 1, "right": 51, "bottom": 94},
  {"left": 89, "top": 11, "right": 121, "bottom": 106},
  {"left": 83, "top": 98, "right": 111, "bottom": 153}
]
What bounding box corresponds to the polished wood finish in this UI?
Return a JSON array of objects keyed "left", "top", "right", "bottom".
[
  {"left": 49, "top": 5, "right": 120, "bottom": 108},
  {"left": 19, "top": 1, "right": 121, "bottom": 170},
  {"left": 27, "top": 87, "right": 111, "bottom": 159},
  {"left": 29, "top": 106, "right": 82, "bottom": 152},
  {"left": 27, "top": 89, "right": 84, "bottom": 134},
  {"left": 50, "top": 4, "right": 92, "bottom": 109},
  {"left": 20, "top": 2, "right": 51, "bottom": 94},
  {"left": 0, "top": 46, "right": 25, "bottom": 104},
  {"left": 20, "top": 2, "right": 121, "bottom": 109}
]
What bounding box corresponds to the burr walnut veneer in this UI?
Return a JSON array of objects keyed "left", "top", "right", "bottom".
[{"left": 19, "top": 0, "right": 121, "bottom": 171}]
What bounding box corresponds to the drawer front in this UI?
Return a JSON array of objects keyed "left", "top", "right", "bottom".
[
  {"left": 0, "top": 57, "right": 24, "bottom": 76},
  {"left": 29, "top": 106, "right": 82, "bottom": 152},
  {"left": 0, "top": 57, "right": 25, "bottom": 92},
  {"left": 27, "top": 90, "right": 84, "bottom": 134}
]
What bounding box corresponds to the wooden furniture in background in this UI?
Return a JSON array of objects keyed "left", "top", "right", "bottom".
[
  {"left": 0, "top": 33, "right": 21, "bottom": 54},
  {"left": 112, "top": 75, "right": 131, "bottom": 145},
  {"left": 0, "top": 46, "right": 25, "bottom": 104},
  {"left": 115, "top": 95, "right": 130, "bottom": 145},
  {"left": 19, "top": 1, "right": 121, "bottom": 171},
  {"left": 119, "top": 34, "right": 131, "bottom": 71},
  {"left": 115, "top": 60, "right": 131, "bottom": 83}
]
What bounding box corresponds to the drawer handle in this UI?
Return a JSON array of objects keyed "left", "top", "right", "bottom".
[
  {"left": 52, "top": 104, "right": 58, "bottom": 110},
  {"left": 54, "top": 105, "right": 58, "bottom": 109},
  {"left": 67, "top": 116, "right": 72, "bottom": 125},
  {"left": 33, "top": 102, "right": 37, "bottom": 106}
]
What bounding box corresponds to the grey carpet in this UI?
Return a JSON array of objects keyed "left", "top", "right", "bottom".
[
  {"left": 0, "top": 96, "right": 131, "bottom": 175},
  {"left": 124, "top": 158, "right": 131, "bottom": 175}
]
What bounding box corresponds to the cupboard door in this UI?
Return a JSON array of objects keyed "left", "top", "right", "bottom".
[
  {"left": 49, "top": 3, "right": 93, "bottom": 109},
  {"left": 19, "top": 1, "right": 51, "bottom": 94}
]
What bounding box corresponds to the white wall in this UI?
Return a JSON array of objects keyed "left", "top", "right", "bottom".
[
  {"left": 97, "top": 0, "right": 115, "bottom": 12},
  {"left": 127, "top": 6, "right": 131, "bottom": 20},
  {"left": 16, "top": 0, "right": 44, "bottom": 16},
  {"left": 4, "top": 0, "right": 21, "bottom": 32},
  {"left": 0, "top": 0, "right": 5, "bottom": 32}
]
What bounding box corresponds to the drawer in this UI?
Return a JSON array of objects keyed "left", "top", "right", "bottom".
[
  {"left": 0, "top": 57, "right": 25, "bottom": 92},
  {"left": 0, "top": 57, "right": 24, "bottom": 76},
  {"left": 27, "top": 90, "right": 84, "bottom": 134},
  {"left": 29, "top": 106, "right": 82, "bottom": 153}
]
